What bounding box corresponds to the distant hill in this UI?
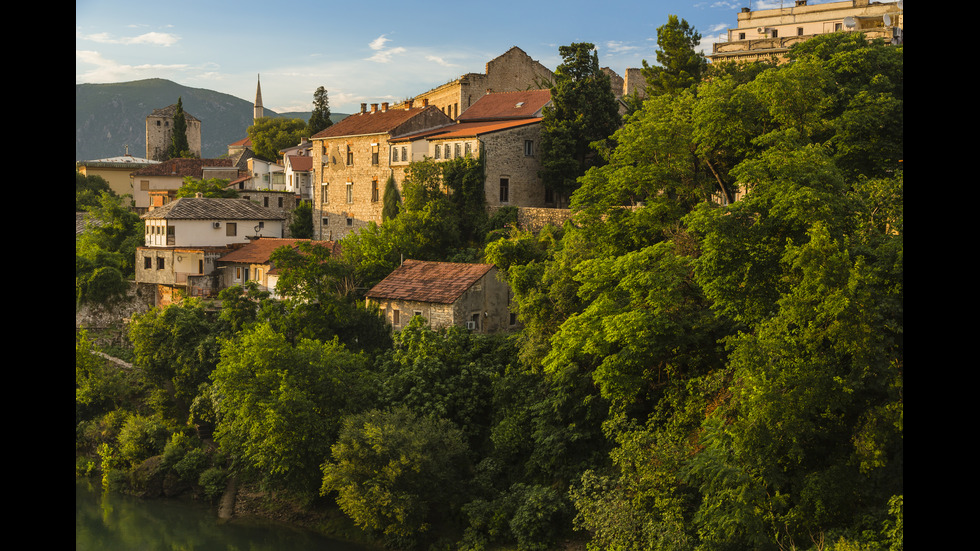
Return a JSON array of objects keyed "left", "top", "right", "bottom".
[{"left": 76, "top": 78, "right": 347, "bottom": 162}]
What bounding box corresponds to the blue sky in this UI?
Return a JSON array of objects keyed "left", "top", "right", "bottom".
[{"left": 76, "top": 0, "right": 827, "bottom": 115}]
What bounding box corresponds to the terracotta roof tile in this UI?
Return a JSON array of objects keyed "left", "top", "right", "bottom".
[
  {"left": 287, "top": 155, "right": 313, "bottom": 171},
  {"left": 217, "top": 237, "right": 339, "bottom": 264},
  {"left": 457, "top": 89, "right": 551, "bottom": 122},
  {"left": 418, "top": 118, "right": 542, "bottom": 141},
  {"left": 311, "top": 106, "right": 446, "bottom": 139},
  {"left": 365, "top": 259, "right": 495, "bottom": 304},
  {"left": 130, "top": 158, "right": 235, "bottom": 178}
]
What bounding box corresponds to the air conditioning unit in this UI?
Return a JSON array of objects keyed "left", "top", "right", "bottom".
[
  {"left": 466, "top": 321, "right": 477, "bottom": 330},
  {"left": 213, "top": 222, "right": 221, "bottom": 229}
]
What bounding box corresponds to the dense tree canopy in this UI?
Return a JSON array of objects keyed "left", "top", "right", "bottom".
[
  {"left": 78, "top": 31, "right": 901, "bottom": 551},
  {"left": 247, "top": 117, "right": 308, "bottom": 161},
  {"left": 539, "top": 42, "right": 621, "bottom": 200}
]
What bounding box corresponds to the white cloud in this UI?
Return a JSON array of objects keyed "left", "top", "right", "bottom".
[
  {"left": 77, "top": 30, "right": 180, "bottom": 46},
  {"left": 367, "top": 46, "right": 406, "bottom": 63},
  {"left": 75, "top": 50, "right": 188, "bottom": 83},
  {"left": 369, "top": 35, "right": 390, "bottom": 50},
  {"left": 425, "top": 55, "right": 456, "bottom": 67}
]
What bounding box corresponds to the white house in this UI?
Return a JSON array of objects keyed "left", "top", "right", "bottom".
[{"left": 135, "top": 196, "right": 284, "bottom": 306}]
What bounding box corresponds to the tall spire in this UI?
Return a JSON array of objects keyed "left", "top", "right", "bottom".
[{"left": 254, "top": 74, "right": 264, "bottom": 122}]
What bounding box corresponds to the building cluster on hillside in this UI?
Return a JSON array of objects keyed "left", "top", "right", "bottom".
[{"left": 76, "top": 0, "right": 903, "bottom": 332}]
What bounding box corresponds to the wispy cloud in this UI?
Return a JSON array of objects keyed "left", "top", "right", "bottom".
[
  {"left": 76, "top": 50, "right": 188, "bottom": 83},
  {"left": 425, "top": 55, "right": 456, "bottom": 68},
  {"left": 366, "top": 34, "right": 406, "bottom": 63},
  {"left": 77, "top": 30, "right": 180, "bottom": 46}
]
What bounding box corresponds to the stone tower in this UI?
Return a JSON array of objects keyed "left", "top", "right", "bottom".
[
  {"left": 254, "top": 74, "right": 264, "bottom": 122},
  {"left": 145, "top": 104, "right": 202, "bottom": 161}
]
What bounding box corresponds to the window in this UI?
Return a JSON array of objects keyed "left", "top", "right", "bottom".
[
  {"left": 434, "top": 144, "right": 441, "bottom": 159},
  {"left": 278, "top": 197, "right": 283, "bottom": 207},
  {"left": 454, "top": 143, "right": 461, "bottom": 158},
  {"left": 499, "top": 178, "right": 509, "bottom": 203},
  {"left": 444, "top": 144, "right": 450, "bottom": 159},
  {"left": 797, "top": 27, "right": 804, "bottom": 36},
  {"left": 156, "top": 257, "right": 165, "bottom": 270},
  {"left": 401, "top": 147, "right": 407, "bottom": 162},
  {"left": 346, "top": 182, "right": 353, "bottom": 203},
  {"left": 371, "top": 144, "right": 379, "bottom": 165},
  {"left": 524, "top": 140, "right": 534, "bottom": 156},
  {"left": 510, "top": 312, "right": 517, "bottom": 326},
  {"left": 738, "top": 32, "right": 745, "bottom": 40},
  {"left": 834, "top": 22, "right": 842, "bottom": 31},
  {"left": 346, "top": 144, "right": 354, "bottom": 165},
  {"left": 393, "top": 309, "right": 400, "bottom": 325},
  {"left": 372, "top": 178, "right": 379, "bottom": 202},
  {"left": 346, "top": 217, "right": 353, "bottom": 227},
  {"left": 322, "top": 182, "right": 329, "bottom": 203},
  {"left": 226, "top": 222, "right": 237, "bottom": 236},
  {"left": 144, "top": 256, "right": 152, "bottom": 269},
  {"left": 771, "top": 29, "right": 778, "bottom": 37},
  {"left": 254, "top": 267, "right": 262, "bottom": 280},
  {"left": 235, "top": 267, "right": 243, "bottom": 281},
  {"left": 322, "top": 217, "right": 329, "bottom": 226},
  {"left": 264, "top": 197, "right": 269, "bottom": 207},
  {"left": 464, "top": 142, "right": 471, "bottom": 157}
]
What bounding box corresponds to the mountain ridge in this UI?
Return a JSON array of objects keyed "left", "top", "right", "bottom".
[{"left": 75, "top": 78, "right": 346, "bottom": 162}]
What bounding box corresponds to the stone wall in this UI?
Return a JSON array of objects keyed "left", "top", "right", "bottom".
[
  {"left": 489, "top": 205, "right": 572, "bottom": 233},
  {"left": 313, "top": 132, "right": 408, "bottom": 241},
  {"left": 75, "top": 281, "right": 155, "bottom": 330},
  {"left": 479, "top": 124, "right": 550, "bottom": 208}
]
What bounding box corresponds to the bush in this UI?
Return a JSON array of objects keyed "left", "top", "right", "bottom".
[
  {"left": 173, "top": 447, "right": 209, "bottom": 483},
  {"left": 117, "top": 414, "right": 168, "bottom": 467},
  {"left": 199, "top": 467, "right": 229, "bottom": 500}
]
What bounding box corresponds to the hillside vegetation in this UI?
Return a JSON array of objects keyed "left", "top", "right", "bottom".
[{"left": 76, "top": 33, "right": 902, "bottom": 551}]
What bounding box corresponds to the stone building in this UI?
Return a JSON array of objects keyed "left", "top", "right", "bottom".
[
  {"left": 403, "top": 46, "right": 554, "bottom": 121},
  {"left": 145, "top": 104, "right": 202, "bottom": 161},
  {"left": 365, "top": 259, "right": 515, "bottom": 333},
  {"left": 709, "top": 0, "right": 904, "bottom": 65},
  {"left": 310, "top": 103, "right": 455, "bottom": 241},
  {"left": 76, "top": 150, "right": 159, "bottom": 198},
  {"left": 408, "top": 89, "right": 557, "bottom": 208}
]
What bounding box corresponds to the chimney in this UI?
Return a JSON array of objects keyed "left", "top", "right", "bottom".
[
  {"left": 371, "top": 103, "right": 378, "bottom": 113},
  {"left": 382, "top": 102, "right": 389, "bottom": 112},
  {"left": 422, "top": 98, "right": 429, "bottom": 107},
  {"left": 360, "top": 103, "right": 367, "bottom": 114}
]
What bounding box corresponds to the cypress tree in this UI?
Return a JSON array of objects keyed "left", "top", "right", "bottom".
[{"left": 168, "top": 97, "right": 190, "bottom": 159}]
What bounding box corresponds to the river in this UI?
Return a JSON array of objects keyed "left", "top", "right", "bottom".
[{"left": 76, "top": 479, "right": 374, "bottom": 550}]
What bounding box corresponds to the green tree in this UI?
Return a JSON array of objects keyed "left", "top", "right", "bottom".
[
  {"left": 76, "top": 191, "right": 143, "bottom": 304},
  {"left": 128, "top": 300, "right": 223, "bottom": 422},
  {"left": 539, "top": 42, "right": 621, "bottom": 200},
  {"left": 213, "top": 323, "right": 376, "bottom": 497},
  {"left": 167, "top": 97, "right": 192, "bottom": 159},
  {"left": 321, "top": 407, "right": 472, "bottom": 545},
  {"left": 641, "top": 15, "right": 708, "bottom": 97},
  {"left": 289, "top": 200, "right": 314, "bottom": 239},
  {"left": 307, "top": 86, "right": 333, "bottom": 136},
  {"left": 76, "top": 171, "right": 114, "bottom": 211},
  {"left": 381, "top": 173, "right": 401, "bottom": 221},
  {"left": 247, "top": 117, "right": 308, "bottom": 161},
  {"left": 175, "top": 176, "right": 237, "bottom": 198}
]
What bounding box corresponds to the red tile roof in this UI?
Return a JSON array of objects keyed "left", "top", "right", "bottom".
[
  {"left": 365, "top": 259, "right": 495, "bottom": 304},
  {"left": 457, "top": 89, "right": 551, "bottom": 122},
  {"left": 417, "top": 118, "right": 542, "bottom": 141},
  {"left": 130, "top": 158, "right": 235, "bottom": 178},
  {"left": 219, "top": 237, "right": 341, "bottom": 267},
  {"left": 311, "top": 106, "right": 445, "bottom": 139},
  {"left": 286, "top": 155, "right": 313, "bottom": 171}
]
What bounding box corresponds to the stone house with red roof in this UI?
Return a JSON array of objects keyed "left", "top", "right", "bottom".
[
  {"left": 310, "top": 104, "right": 455, "bottom": 240},
  {"left": 216, "top": 237, "right": 340, "bottom": 298},
  {"left": 365, "top": 259, "right": 515, "bottom": 333}
]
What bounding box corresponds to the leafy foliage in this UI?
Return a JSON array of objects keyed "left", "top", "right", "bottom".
[
  {"left": 642, "top": 15, "right": 708, "bottom": 97},
  {"left": 247, "top": 117, "right": 308, "bottom": 161},
  {"left": 307, "top": 86, "right": 333, "bottom": 136},
  {"left": 174, "top": 176, "right": 237, "bottom": 198}
]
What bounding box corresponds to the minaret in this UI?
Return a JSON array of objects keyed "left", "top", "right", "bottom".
[{"left": 254, "top": 74, "right": 264, "bottom": 122}]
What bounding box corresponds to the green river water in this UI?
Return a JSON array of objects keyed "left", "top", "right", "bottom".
[{"left": 75, "top": 479, "right": 372, "bottom": 550}]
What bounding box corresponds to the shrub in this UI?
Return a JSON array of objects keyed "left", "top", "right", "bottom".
[{"left": 199, "top": 467, "right": 229, "bottom": 500}]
